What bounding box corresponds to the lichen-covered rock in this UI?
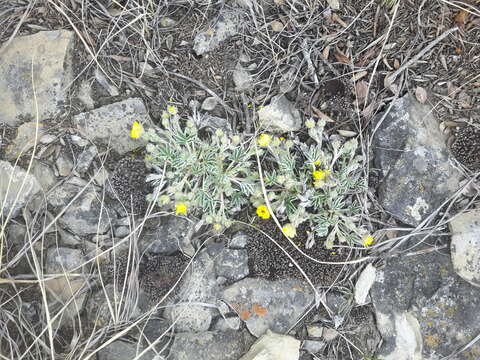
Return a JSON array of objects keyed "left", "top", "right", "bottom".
[
  {"left": 164, "top": 250, "right": 218, "bottom": 332},
  {"left": 98, "top": 340, "right": 156, "bottom": 360},
  {"left": 258, "top": 95, "right": 302, "bottom": 132},
  {"left": 168, "top": 330, "right": 254, "bottom": 360},
  {"left": 45, "top": 247, "right": 88, "bottom": 328},
  {"left": 58, "top": 184, "right": 114, "bottom": 235},
  {"left": 449, "top": 209, "right": 480, "bottom": 287},
  {"left": 240, "top": 330, "right": 300, "bottom": 360},
  {"left": 372, "top": 94, "right": 461, "bottom": 225},
  {"left": 0, "top": 30, "right": 74, "bottom": 126},
  {"left": 73, "top": 98, "right": 151, "bottom": 155},
  {"left": 220, "top": 277, "right": 313, "bottom": 337},
  {"left": 139, "top": 215, "right": 194, "bottom": 255},
  {"left": 370, "top": 238, "right": 480, "bottom": 359},
  {"left": 0, "top": 160, "right": 41, "bottom": 218},
  {"left": 5, "top": 122, "right": 45, "bottom": 160},
  {"left": 207, "top": 244, "right": 249, "bottom": 281},
  {"left": 193, "top": 10, "right": 243, "bottom": 55}
]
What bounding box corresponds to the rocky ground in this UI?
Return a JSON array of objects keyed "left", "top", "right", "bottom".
[{"left": 0, "top": 0, "right": 479, "bottom": 360}]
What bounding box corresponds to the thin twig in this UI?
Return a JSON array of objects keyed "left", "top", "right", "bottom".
[{"left": 385, "top": 26, "right": 459, "bottom": 87}]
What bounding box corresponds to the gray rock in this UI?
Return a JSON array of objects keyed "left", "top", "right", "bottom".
[
  {"left": 77, "top": 80, "right": 95, "bottom": 110},
  {"left": 306, "top": 325, "right": 323, "bottom": 338},
  {"left": 7, "top": 222, "right": 27, "bottom": 247},
  {"left": 73, "top": 98, "right": 151, "bottom": 155},
  {"left": 302, "top": 340, "right": 325, "bottom": 354},
  {"left": 32, "top": 160, "right": 57, "bottom": 192},
  {"left": 372, "top": 94, "right": 461, "bottom": 225},
  {"left": 193, "top": 10, "right": 243, "bottom": 55},
  {"left": 5, "top": 122, "right": 46, "bottom": 160},
  {"left": 370, "top": 239, "right": 480, "bottom": 359},
  {"left": 0, "top": 30, "right": 74, "bottom": 126},
  {"left": 229, "top": 231, "right": 249, "bottom": 248},
  {"left": 168, "top": 330, "right": 254, "bottom": 360},
  {"left": 55, "top": 153, "right": 74, "bottom": 177},
  {"left": 58, "top": 184, "right": 114, "bottom": 235},
  {"left": 0, "top": 161, "right": 41, "bottom": 218},
  {"left": 240, "top": 330, "right": 300, "bottom": 360},
  {"left": 140, "top": 216, "right": 194, "bottom": 256},
  {"left": 213, "top": 316, "right": 242, "bottom": 331},
  {"left": 86, "top": 284, "right": 143, "bottom": 328},
  {"left": 449, "top": 209, "right": 480, "bottom": 287},
  {"left": 194, "top": 114, "right": 232, "bottom": 134},
  {"left": 164, "top": 250, "right": 218, "bottom": 332},
  {"left": 233, "top": 63, "right": 253, "bottom": 91},
  {"left": 201, "top": 97, "right": 218, "bottom": 111},
  {"left": 115, "top": 225, "right": 131, "bottom": 238},
  {"left": 221, "top": 278, "right": 314, "bottom": 337},
  {"left": 213, "top": 248, "right": 249, "bottom": 281},
  {"left": 76, "top": 145, "right": 98, "bottom": 173},
  {"left": 258, "top": 95, "right": 302, "bottom": 132},
  {"left": 140, "top": 317, "right": 171, "bottom": 353},
  {"left": 98, "top": 340, "right": 157, "bottom": 360},
  {"left": 46, "top": 177, "right": 86, "bottom": 208},
  {"left": 45, "top": 247, "right": 88, "bottom": 328}
]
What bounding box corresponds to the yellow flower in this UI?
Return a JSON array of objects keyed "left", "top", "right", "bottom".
[
  {"left": 257, "top": 133, "right": 272, "bottom": 147},
  {"left": 256, "top": 205, "right": 270, "bottom": 219},
  {"left": 312, "top": 169, "right": 327, "bottom": 180},
  {"left": 175, "top": 203, "right": 188, "bottom": 215},
  {"left": 279, "top": 136, "right": 285, "bottom": 141},
  {"left": 362, "top": 235, "right": 375, "bottom": 247},
  {"left": 167, "top": 105, "right": 178, "bottom": 115},
  {"left": 313, "top": 159, "right": 321, "bottom": 166},
  {"left": 130, "top": 121, "right": 144, "bottom": 139},
  {"left": 305, "top": 119, "right": 316, "bottom": 129},
  {"left": 282, "top": 223, "right": 296, "bottom": 238},
  {"left": 213, "top": 223, "right": 222, "bottom": 232}
]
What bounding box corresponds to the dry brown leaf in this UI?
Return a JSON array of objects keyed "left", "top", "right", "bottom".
[
  {"left": 361, "top": 102, "right": 375, "bottom": 119},
  {"left": 415, "top": 86, "right": 428, "bottom": 104},
  {"left": 338, "top": 130, "right": 357, "bottom": 137},
  {"left": 334, "top": 50, "right": 350, "bottom": 64},
  {"left": 311, "top": 106, "right": 335, "bottom": 123},
  {"left": 393, "top": 58, "right": 400, "bottom": 69},
  {"left": 355, "top": 80, "right": 369, "bottom": 101},
  {"left": 447, "top": 82, "right": 460, "bottom": 99},
  {"left": 353, "top": 71, "right": 368, "bottom": 82},
  {"left": 331, "top": 13, "right": 348, "bottom": 27},
  {"left": 322, "top": 45, "right": 331, "bottom": 59},
  {"left": 454, "top": 9, "right": 469, "bottom": 28}
]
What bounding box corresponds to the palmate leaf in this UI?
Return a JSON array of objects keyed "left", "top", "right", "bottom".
[
  {"left": 284, "top": 195, "right": 297, "bottom": 215},
  {"left": 238, "top": 180, "right": 255, "bottom": 196}
]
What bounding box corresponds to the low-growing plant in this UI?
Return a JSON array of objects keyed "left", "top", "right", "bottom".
[{"left": 138, "top": 106, "right": 370, "bottom": 248}]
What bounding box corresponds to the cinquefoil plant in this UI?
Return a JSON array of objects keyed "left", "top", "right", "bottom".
[{"left": 140, "top": 107, "right": 369, "bottom": 248}]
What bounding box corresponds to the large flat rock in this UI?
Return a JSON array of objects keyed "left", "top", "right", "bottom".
[
  {"left": 220, "top": 278, "right": 313, "bottom": 337},
  {"left": 370, "top": 238, "right": 480, "bottom": 359},
  {"left": 0, "top": 160, "right": 41, "bottom": 218},
  {"left": 0, "top": 30, "right": 74, "bottom": 126},
  {"left": 372, "top": 94, "right": 461, "bottom": 225},
  {"left": 449, "top": 209, "right": 480, "bottom": 287},
  {"left": 73, "top": 98, "right": 151, "bottom": 154}
]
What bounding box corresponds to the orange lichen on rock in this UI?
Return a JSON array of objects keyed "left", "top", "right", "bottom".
[{"left": 252, "top": 303, "right": 268, "bottom": 316}]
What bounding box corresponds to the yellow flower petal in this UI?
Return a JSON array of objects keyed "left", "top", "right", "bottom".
[
  {"left": 362, "top": 235, "right": 374, "bottom": 247},
  {"left": 167, "top": 105, "right": 178, "bottom": 115},
  {"left": 312, "top": 170, "right": 326, "bottom": 180},
  {"left": 282, "top": 223, "right": 296, "bottom": 238},
  {"left": 130, "top": 121, "right": 144, "bottom": 139},
  {"left": 256, "top": 205, "right": 271, "bottom": 219},
  {"left": 175, "top": 203, "right": 188, "bottom": 216},
  {"left": 257, "top": 133, "right": 272, "bottom": 147}
]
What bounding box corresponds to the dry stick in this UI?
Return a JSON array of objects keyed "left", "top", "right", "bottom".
[
  {"left": 384, "top": 26, "right": 460, "bottom": 87},
  {"left": 364, "top": 0, "right": 400, "bottom": 107}
]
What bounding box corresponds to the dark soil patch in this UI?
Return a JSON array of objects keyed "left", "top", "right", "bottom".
[{"left": 234, "top": 214, "right": 356, "bottom": 287}]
